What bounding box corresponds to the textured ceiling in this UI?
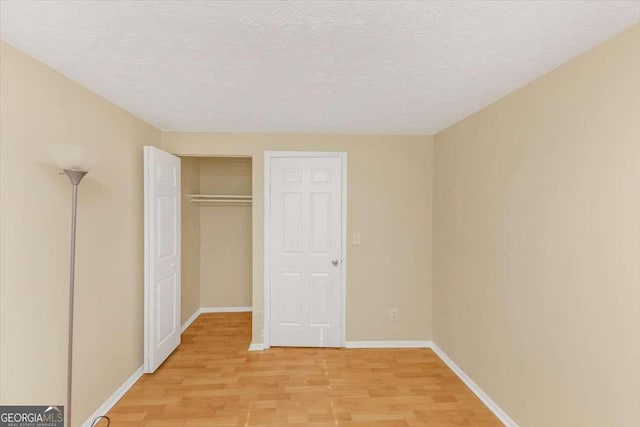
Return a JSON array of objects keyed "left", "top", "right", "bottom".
[{"left": 1, "top": 1, "right": 638, "bottom": 134}]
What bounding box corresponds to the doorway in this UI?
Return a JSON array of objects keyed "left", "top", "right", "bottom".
[{"left": 145, "top": 148, "right": 254, "bottom": 372}]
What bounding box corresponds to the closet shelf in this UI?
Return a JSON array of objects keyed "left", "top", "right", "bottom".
[{"left": 188, "top": 194, "right": 252, "bottom": 204}]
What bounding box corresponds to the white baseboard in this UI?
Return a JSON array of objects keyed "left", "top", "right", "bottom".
[
  {"left": 81, "top": 366, "right": 143, "bottom": 427},
  {"left": 248, "top": 342, "right": 265, "bottom": 351},
  {"left": 200, "top": 306, "right": 252, "bottom": 313},
  {"left": 181, "top": 309, "right": 201, "bottom": 333},
  {"left": 345, "top": 340, "right": 432, "bottom": 348},
  {"left": 429, "top": 342, "right": 518, "bottom": 427}
]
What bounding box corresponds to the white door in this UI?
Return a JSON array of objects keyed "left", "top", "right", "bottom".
[
  {"left": 268, "top": 153, "right": 345, "bottom": 347},
  {"left": 144, "top": 146, "right": 181, "bottom": 373}
]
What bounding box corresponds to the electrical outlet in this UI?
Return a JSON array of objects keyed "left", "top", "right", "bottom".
[
  {"left": 353, "top": 232, "right": 361, "bottom": 245},
  {"left": 390, "top": 308, "right": 398, "bottom": 321}
]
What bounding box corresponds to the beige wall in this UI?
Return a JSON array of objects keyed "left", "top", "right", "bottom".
[
  {"left": 162, "top": 134, "right": 434, "bottom": 343},
  {"left": 433, "top": 24, "right": 640, "bottom": 427},
  {"left": 0, "top": 41, "right": 161, "bottom": 426},
  {"left": 180, "top": 157, "right": 200, "bottom": 323},
  {"left": 198, "top": 157, "right": 252, "bottom": 308},
  {"left": 199, "top": 207, "right": 252, "bottom": 308}
]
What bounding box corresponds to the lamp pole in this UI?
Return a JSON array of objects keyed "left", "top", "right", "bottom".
[{"left": 63, "top": 169, "right": 87, "bottom": 427}]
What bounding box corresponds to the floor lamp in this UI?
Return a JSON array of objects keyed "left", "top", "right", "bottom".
[
  {"left": 52, "top": 144, "right": 93, "bottom": 427},
  {"left": 62, "top": 168, "right": 87, "bottom": 427}
]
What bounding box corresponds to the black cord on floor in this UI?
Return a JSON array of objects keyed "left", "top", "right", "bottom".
[{"left": 90, "top": 415, "right": 110, "bottom": 427}]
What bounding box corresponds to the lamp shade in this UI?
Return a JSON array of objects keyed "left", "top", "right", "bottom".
[{"left": 48, "top": 143, "right": 96, "bottom": 172}]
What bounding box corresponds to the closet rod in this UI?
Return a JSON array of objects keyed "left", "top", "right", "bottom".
[
  {"left": 188, "top": 194, "right": 252, "bottom": 204},
  {"left": 188, "top": 194, "right": 251, "bottom": 199},
  {"left": 192, "top": 200, "right": 252, "bottom": 204}
]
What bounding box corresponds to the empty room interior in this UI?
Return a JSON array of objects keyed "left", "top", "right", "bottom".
[{"left": 1, "top": 1, "right": 639, "bottom": 427}]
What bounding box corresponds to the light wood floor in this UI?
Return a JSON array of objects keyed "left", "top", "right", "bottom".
[{"left": 106, "top": 313, "right": 501, "bottom": 426}]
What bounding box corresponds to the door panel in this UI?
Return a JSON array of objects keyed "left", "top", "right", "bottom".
[
  {"left": 144, "top": 146, "right": 181, "bottom": 373},
  {"left": 282, "top": 193, "right": 302, "bottom": 253},
  {"left": 269, "top": 155, "right": 343, "bottom": 348},
  {"left": 310, "top": 273, "right": 330, "bottom": 325},
  {"left": 310, "top": 192, "right": 331, "bottom": 253},
  {"left": 281, "top": 273, "right": 302, "bottom": 325},
  {"left": 157, "top": 275, "right": 177, "bottom": 342}
]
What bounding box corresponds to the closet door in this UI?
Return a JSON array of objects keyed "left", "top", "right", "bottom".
[
  {"left": 144, "top": 146, "right": 181, "bottom": 373},
  {"left": 267, "top": 153, "right": 345, "bottom": 348}
]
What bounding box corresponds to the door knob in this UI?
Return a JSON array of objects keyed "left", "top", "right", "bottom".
[{"left": 332, "top": 259, "right": 339, "bottom": 267}]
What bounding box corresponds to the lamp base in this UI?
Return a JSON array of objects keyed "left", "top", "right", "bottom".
[{"left": 63, "top": 169, "right": 88, "bottom": 185}]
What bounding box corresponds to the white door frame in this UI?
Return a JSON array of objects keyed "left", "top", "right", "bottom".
[{"left": 264, "top": 151, "right": 347, "bottom": 349}]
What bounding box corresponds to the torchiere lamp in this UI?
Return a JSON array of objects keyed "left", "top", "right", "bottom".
[{"left": 50, "top": 144, "right": 94, "bottom": 427}]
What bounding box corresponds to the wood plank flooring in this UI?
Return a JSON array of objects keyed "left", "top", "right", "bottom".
[{"left": 106, "top": 313, "right": 501, "bottom": 426}]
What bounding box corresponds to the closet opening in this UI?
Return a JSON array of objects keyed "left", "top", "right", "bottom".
[{"left": 180, "top": 155, "right": 253, "bottom": 339}]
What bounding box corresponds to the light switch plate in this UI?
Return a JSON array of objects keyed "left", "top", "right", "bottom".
[{"left": 353, "top": 233, "right": 361, "bottom": 245}]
